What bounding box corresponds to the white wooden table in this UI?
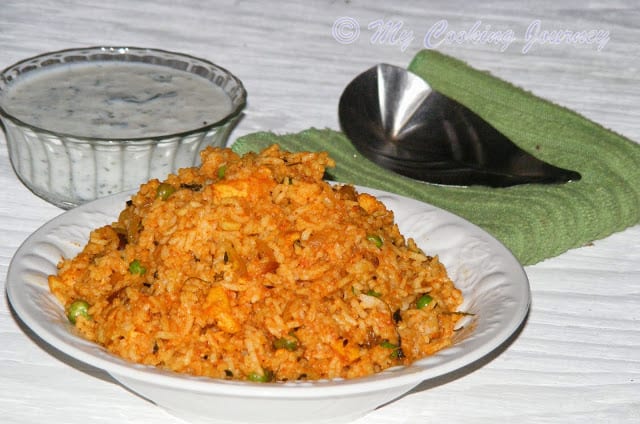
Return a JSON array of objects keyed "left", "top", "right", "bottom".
[{"left": 1, "top": 1, "right": 638, "bottom": 423}]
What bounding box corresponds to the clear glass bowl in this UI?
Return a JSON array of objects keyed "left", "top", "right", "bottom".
[{"left": 0, "top": 46, "right": 247, "bottom": 209}]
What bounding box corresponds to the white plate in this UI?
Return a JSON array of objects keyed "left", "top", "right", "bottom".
[{"left": 7, "top": 186, "right": 530, "bottom": 424}]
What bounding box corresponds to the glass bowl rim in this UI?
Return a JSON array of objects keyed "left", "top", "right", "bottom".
[{"left": 0, "top": 46, "right": 247, "bottom": 144}]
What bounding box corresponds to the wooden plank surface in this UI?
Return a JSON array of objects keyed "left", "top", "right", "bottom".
[{"left": 1, "top": 1, "right": 638, "bottom": 423}]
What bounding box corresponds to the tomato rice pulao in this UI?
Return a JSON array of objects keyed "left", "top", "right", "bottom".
[{"left": 48, "top": 144, "right": 464, "bottom": 382}]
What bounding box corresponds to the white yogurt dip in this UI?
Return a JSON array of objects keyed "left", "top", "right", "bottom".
[
  {"left": 0, "top": 48, "right": 246, "bottom": 208},
  {"left": 1, "top": 61, "right": 233, "bottom": 138}
]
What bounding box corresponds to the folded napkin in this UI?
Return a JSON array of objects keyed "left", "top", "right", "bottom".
[{"left": 232, "top": 50, "right": 640, "bottom": 265}]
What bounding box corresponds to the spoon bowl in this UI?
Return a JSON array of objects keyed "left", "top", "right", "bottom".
[{"left": 338, "top": 63, "right": 581, "bottom": 187}]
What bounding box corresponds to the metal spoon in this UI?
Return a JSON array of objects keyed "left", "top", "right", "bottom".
[{"left": 338, "top": 63, "right": 581, "bottom": 187}]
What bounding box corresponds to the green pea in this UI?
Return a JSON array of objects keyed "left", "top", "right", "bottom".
[
  {"left": 391, "top": 347, "right": 405, "bottom": 359},
  {"left": 380, "top": 340, "right": 397, "bottom": 350},
  {"left": 380, "top": 340, "right": 403, "bottom": 359},
  {"left": 247, "top": 369, "right": 274, "bottom": 382},
  {"left": 156, "top": 183, "right": 176, "bottom": 200},
  {"left": 366, "top": 289, "right": 382, "bottom": 298},
  {"left": 217, "top": 165, "right": 227, "bottom": 179},
  {"left": 273, "top": 336, "right": 298, "bottom": 351},
  {"left": 366, "top": 234, "right": 383, "bottom": 248},
  {"left": 129, "top": 259, "right": 146, "bottom": 275},
  {"left": 416, "top": 294, "right": 433, "bottom": 309},
  {"left": 67, "top": 300, "right": 91, "bottom": 324}
]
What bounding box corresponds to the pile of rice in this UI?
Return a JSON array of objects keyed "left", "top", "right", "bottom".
[{"left": 49, "top": 145, "right": 463, "bottom": 382}]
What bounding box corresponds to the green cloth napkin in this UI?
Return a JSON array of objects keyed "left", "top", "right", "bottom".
[{"left": 232, "top": 50, "right": 640, "bottom": 265}]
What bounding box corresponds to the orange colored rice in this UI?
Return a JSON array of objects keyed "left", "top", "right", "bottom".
[{"left": 49, "top": 145, "right": 463, "bottom": 382}]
